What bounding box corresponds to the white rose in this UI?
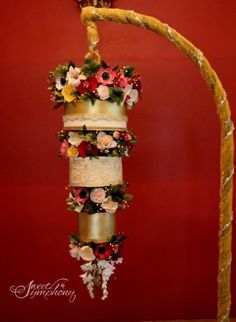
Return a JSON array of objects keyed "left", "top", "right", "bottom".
[
  {"left": 125, "top": 89, "right": 139, "bottom": 108},
  {"left": 97, "top": 132, "right": 117, "bottom": 150},
  {"left": 101, "top": 197, "right": 118, "bottom": 213},
  {"left": 79, "top": 246, "right": 95, "bottom": 261},
  {"left": 97, "top": 85, "right": 110, "bottom": 100},
  {"left": 68, "top": 132, "right": 83, "bottom": 146},
  {"left": 90, "top": 188, "right": 106, "bottom": 204}
]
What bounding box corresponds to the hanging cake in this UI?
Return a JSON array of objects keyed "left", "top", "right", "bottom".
[{"left": 49, "top": 58, "right": 141, "bottom": 299}]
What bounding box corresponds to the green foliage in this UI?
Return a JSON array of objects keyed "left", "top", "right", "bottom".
[
  {"left": 80, "top": 92, "right": 96, "bottom": 105},
  {"left": 82, "top": 200, "right": 99, "bottom": 214},
  {"left": 108, "top": 87, "right": 124, "bottom": 105},
  {"left": 101, "top": 60, "right": 108, "bottom": 68},
  {"left": 82, "top": 59, "right": 101, "bottom": 77},
  {"left": 110, "top": 234, "right": 127, "bottom": 245},
  {"left": 69, "top": 234, "right": 79, "bottom": 245},
  {"left": 53, "top": 101, "right": 64, "bottom": 109},
  {"left": 122, "top": 66, "right": 134, "bottom": 78},
  {"left": 123, "top": 193, "right": 133, "bottom": 202},
  {"left": 49, "top": 60, "right": 75, "bottom": 79},
  {"left": 112, "top": 65, "right": 119, "bottom": 71},
  {"left": 109, "top": 183, "right": 133, "bottom": 204},
  {"left": 87, "top": 241, "right": 96, "bottom": 250}
]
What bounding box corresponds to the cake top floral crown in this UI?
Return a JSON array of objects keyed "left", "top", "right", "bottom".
[{"left": 48, "top": 59, "right": 142, "bottom": 109}]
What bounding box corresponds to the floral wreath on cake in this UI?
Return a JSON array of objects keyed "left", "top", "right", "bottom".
[
  {"left": 49, "top": 59, "right": 142, "bottom": 109},
  {"left": 58, "top": 127, "right": 137, "bottom": 158},
  {"left": 66, "top": 183, "right": 132, "bottom": 214},
  {"left": 69, "top": 233, "right": 126, "bottom": 300}
]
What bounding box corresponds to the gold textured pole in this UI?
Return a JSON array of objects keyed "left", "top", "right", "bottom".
[{"left": 80, "top": 7, "right": 234, "bottom": 321}]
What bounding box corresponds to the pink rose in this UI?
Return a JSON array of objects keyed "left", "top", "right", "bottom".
[
  {"left": 90, "top": 188, "right": 106, "bottom": 204},
  {"left": 60, "top": 140, "right": 68, "bottom": 156},
  {"left": 123, "top": 133, "right": 132, "bottom": 141}
]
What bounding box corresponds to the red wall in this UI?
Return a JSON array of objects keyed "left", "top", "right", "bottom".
[{"left": 1, "top": 0, "right": 236, "bottom": 321}]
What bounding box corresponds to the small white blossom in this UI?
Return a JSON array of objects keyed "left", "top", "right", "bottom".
[
  {"left": 55, "top": 77, "right": 66, "bottom": 90},
  {"left": 80, "top": 272, "right": 93, "bottom": 284},
  {"left": 74, "top": 204, "right": 83, "bottom": 213},
  {"left": 125, "top": 89, "right": 139, "bottom": 109},
  {"left": 80, "top": 262, "right": 94, "bottom": 272},
  {"left": 69, "top": 244, "right": 80, "bottom": 260},
  {"left": 66, "top": 66, "right": 86, "bottom": 87}
]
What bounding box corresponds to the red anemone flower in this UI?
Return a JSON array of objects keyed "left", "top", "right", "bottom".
[{"left": 94, "top": 243, "right": 113, "bottom": 260}]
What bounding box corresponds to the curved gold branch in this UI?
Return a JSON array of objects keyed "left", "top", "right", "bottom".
[{"left": 81, "top": 6, "right": 234, "bottom": 322}]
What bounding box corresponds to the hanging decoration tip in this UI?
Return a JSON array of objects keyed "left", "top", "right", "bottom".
[{"left": 77, "top": 0, "right": 112, "bottom": 8}]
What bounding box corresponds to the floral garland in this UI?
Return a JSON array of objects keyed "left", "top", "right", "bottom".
[
  {"left": 66, "top": 183, "right": 132, "bottom": 214},
  {"left": 48, "top": 59, "right": 142, "bottom": 108},
  {"left": 58, "top": 128, "right": 137, "bottom": 158},
  {"left": 69, "top": 234, "right": 126, "bottom": 300}
]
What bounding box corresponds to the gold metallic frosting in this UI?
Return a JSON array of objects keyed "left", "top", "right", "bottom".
[
  {"left": 78, "top": 212, "right": 116, "bottom": 243},
  {"left": 63, "top": 100, "right": 128, "bottom": 130}
]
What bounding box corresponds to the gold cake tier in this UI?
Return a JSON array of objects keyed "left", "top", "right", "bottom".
[
  {"left": 78, "top": 212, "right": 115, "bottom": 243},
  {"left": 69, "top": 156, "right": 123, "bottom": 187},
  {"left": 63, "top": 100, "right": 128, "bottom": 130}
]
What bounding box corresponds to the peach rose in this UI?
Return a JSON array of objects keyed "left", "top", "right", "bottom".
[
  {"left": 101, "top": 197, "right": 118, "bottom": 213},
  {"left": 79, "top": 246, "right": 95, "bottom": 261},
  {"left": 97, "top": 132, "right": 117, "bottom": 150}
]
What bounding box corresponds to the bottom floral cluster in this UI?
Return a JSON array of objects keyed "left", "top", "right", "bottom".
[{"left": 69, "top": 234, "right": 126, "bottom": 300}]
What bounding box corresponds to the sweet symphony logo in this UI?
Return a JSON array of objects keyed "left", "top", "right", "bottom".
[{"left": 10, "top": 278, "right": 76, "bottom": 303}]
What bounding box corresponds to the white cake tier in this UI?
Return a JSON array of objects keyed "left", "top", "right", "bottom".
[
  {"left": 69, "top": 156, "right": 123, "bottom": 187},
  {"left": 63, "top": 100, "right": 128, "bottom": 130}
]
